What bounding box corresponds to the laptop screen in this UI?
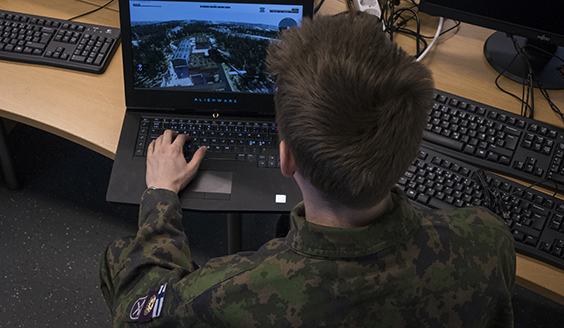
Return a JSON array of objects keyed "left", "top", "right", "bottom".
[{"left": 120, "top": 0, "right": 314, "bottom": 115}]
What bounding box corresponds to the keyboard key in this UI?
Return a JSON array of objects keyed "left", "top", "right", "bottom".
[
  {"left": 70, "top": 53, "right": 87, "bottom": 63},
  {"left": 423, "top": 130, "right": 464, "bottom": 151}
]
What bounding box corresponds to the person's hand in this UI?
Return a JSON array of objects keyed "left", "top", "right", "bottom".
[{"left": 146, "top": 130, "right": 207, "bottom": 194}]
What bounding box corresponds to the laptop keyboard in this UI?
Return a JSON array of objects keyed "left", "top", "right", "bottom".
[{"left": 135, "top": 117, "right": 280, "bottom": 168}]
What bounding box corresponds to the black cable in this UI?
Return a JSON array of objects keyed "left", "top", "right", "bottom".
[
  {"left": 314, "top": 0, "right": 327, "bottom": 14},
  {"left": 510, "top": 36, "right": 535, "bottom": 119},
  {"left": 503, "top": 178, "right": 558, "bottom": 198},
  {"left": 379, "top": 1, "right": 428, "bottom": 58},
  {"left": 529, "top": 72, "right": 534, "bottom": 118},
  {"left": 381, "top": 0, "right": 395, "bottom": 42},
  {"left": 476, "top": 170, "right": 510, "bottom": 219},
  {"left": 476, "top": 170, "right": 496, "bottom": 206},
  {"left": 520, "top": 71, "right": 533, "bottom": 118},
  {"left": 396, "top": 0, "right": 460, "bottom": 39},
  {"left": 492, "top": 36, "right": 538, "bottom": 119},
  {"left": 494, "top": 54, "right": 535, "bottom": 117},
  {"left": 394, "top": 27, "right": 428, "bottom": 57},
  {"left": 68, "top": 0, "right": 115, "bottom": 21},
  {"left": 392, "top": 8, "right": 422, "bottom": 55},
  {"left": 476, "top": 170, "right": 563, "bottom": 219},
  {"left": 520, "top": 44, "right": 564, "bottom": 125},
  {"left": 538, "top": 79, "right": 564, "bottom": 125},
  {"left": 420, "top": 20, "right": 460, "bottom": 39}
]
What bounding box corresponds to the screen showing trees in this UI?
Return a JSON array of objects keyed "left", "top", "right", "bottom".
[{"left": 132, "top": 20, "right": 281, "bottom": 94}]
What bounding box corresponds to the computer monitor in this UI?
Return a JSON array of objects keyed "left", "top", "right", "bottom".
[{"left": 418, "top": 0, "right": 564, "bottom": 89}]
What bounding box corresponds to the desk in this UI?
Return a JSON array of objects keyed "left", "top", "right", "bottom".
[
  {"left": 2, "top": 0, "right": 564, "bottom": 305},
  {"left": 0, "top": 0, "right": 123, "bottom": 159}
]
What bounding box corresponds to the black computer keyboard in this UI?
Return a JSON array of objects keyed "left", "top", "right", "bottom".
[
  {"left": 399, "top": 146, "right": 564, "bottom": 270},
  {"left": 136, "top": 116, "right": 280, "bottom": 168},
  {"left": 0, "top": 9, "right": 120, "bottom": 73},
  {"left": 424, "top": 89, "right": 564, "bottom": 193}
]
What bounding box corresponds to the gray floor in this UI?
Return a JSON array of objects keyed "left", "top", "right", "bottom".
[{"left": 1, "top": 123, "right": 564, "bottom": 327}]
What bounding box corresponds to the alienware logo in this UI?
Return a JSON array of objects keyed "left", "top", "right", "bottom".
[{"left": 194, "top": 98, "right": 237, "bottom": 103}]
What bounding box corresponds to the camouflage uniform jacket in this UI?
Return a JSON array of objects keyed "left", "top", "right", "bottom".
[{"left": 100, "top": 187, "right": 516, "bottom": 328}]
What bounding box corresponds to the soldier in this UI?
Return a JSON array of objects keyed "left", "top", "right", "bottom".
[{"left": 100, "top": 11, "right": 515, "bottom": 327}]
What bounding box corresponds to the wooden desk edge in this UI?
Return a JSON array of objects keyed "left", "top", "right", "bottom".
[
  {"left": 1, "top": 110, "right": 116, "bottom": 160},
  {"left": 516, "top": 254, "right": 564, "bottom": 305}
]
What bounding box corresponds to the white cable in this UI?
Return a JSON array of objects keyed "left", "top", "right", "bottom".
[{"left": 416, "top": 17, "right": 444, "bottom": 62}]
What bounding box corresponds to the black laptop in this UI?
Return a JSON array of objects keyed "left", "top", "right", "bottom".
[{"left": 107, "top": 0, "right": 313, "bottom": 211}]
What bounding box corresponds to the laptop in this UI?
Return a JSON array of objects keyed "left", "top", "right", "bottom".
[{"left": 107, "top": 0, "right": 313, "bottom": 211}]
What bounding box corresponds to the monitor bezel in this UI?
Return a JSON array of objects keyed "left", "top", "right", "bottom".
[
  {"left": 418, "top": 1, "right": 564, "bottom": 47},
  {"left": 118, "top": 0, "right": 314, "bottom": 115}
]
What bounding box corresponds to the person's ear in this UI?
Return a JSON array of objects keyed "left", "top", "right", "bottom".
[{"left": 279, "top": 140, "right": 298, "bottom": 178}]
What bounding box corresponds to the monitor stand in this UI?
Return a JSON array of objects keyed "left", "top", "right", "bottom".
[{"left": 484, "top": 31, "right": 564, "bottom": 90}]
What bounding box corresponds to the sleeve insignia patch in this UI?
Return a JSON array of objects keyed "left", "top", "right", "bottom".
[
  {"left": 130, "top": 296, "right": 147, "bottom": 320},
  {"left": 131, "top": 283, "right": 168, "bottom": 323}
]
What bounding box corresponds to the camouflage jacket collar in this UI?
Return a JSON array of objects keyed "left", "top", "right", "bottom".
[{"left": 285, "top": 187, "right": 421, "bottom": 258}]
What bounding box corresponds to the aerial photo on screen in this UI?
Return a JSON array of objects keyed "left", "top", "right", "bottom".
[{"left": 131, "top": 18, "right": 294, "bottom": 93}]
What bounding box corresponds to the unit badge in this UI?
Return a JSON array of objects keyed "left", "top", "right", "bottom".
[{"left": 130, "top": 283, "right": 168, "bottom": 323}]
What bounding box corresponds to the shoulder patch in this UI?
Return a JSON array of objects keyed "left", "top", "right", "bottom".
[
  {"left": 131, "top": 283, "right": 168, "bottom": 323},
  {"left": 130, "top": 296, "right": 147, "bottom": 320}
]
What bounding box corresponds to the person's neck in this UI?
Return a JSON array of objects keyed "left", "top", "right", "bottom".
[{"left": 294, "top": 172, "right": 394, "bottom": 228}]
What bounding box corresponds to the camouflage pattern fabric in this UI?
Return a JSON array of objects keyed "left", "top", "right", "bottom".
[{"left": 100, "top": 187, "right": 516, "bottom": 327}]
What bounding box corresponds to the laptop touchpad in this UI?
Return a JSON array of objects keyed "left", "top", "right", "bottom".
[{"left": 184, "top": 170, "right": 233, "bottom": 195}]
